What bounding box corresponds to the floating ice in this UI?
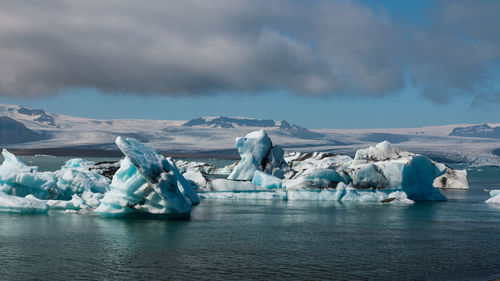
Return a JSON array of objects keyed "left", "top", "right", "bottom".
[
  {"left": 227, "top": 130, "right": 290, "bottom": 180},
  {"left": 486, "top": 190, "right": 500, "bottom": 204},
  {"left": 0, "top": 149, "right": 59, "bottom": 199},
  {"left": 182, "top": 170, "right": 209, "bottom": 190},
  {"left": 0, "top": 149, "right": 110, "bottom": 208},
  {"left": 209, "top": 178, "right": 259, "bottom": 191},
  {"left": 200, "top": 183, "right": 413, "bottom": 203},
  {"left": 62, "top": 158, "right": 95, "bottom": 170},
  {"left": 345, "top": 142, "right": 447, "bottom": 201},
  {"left": 215, "top": 137, "right": 449, "bottom": 201},
  {"left": 252, "top": 170, "right": 283, "bottom": 189},
  {"left": 433, "top": 167, "right": 469, "bottom": 190},
  {"left": 0, "top": 192, "right": 49, "bottom": 213},
  {"left": 95, "top": 137, "right": 198, "bottom": 218}
]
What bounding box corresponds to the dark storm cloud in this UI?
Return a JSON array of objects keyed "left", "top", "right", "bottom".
[{"left": 0, "top": 0, "right": 499, "bottom": 104}]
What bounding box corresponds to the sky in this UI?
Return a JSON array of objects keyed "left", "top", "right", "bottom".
[{"left": 0, "top": 0, "right": 498, "bottom": 129}]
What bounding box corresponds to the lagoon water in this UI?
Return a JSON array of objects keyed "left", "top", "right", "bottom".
[{"left": 0, "top": 157, "right": 499, "bottom": 280}]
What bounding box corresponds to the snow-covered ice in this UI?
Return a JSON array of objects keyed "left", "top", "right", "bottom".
[
  {"left": 433, "top": 167, "right": 469, "bottom": 190},
  {"left": 228, "top": 130, "right": 290, "bottom": 180}
]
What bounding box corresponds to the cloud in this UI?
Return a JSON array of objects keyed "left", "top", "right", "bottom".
[{"left": 0, "top": 0, "right": 499, "bottom": 104}]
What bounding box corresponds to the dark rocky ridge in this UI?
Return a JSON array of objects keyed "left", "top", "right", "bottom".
[
  {"left": 183, "top": 116, "right": 325, "bottom": 140},
  {"left": 16, "top": 106, "right": 56, "bottom": 126},
  {"left": 0, "top": 116, "right": 48, "bottom": 144},
  {"left": 450, "top": 124, "right": 500, "bottom": 139}
]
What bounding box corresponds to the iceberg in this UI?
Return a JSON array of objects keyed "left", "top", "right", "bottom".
[
  {"left": 200, "top": 183, "right": 413, "bottom": 203},
  {"left": 252, "top": 170, "right": 283, "bottom": 189},
  {"left": 486, "top": 190, "right": 500, "bottom": 204},
  {"left": 208, "top": 179, "right": 259, "bottom": 191},
  {"left": 345, "top": 141, "right": 447, "bottom": 201},
  {"left": 206, "top": 133, "right": 449, "bottom": 202},
  {"left": 227, "top": 130, "right": 290, "bottom": 180},
  {"left": 0, "top": 149, "right": 110, "bottom": 209},
  {"left": 95, "top": 137, "right": 198, "bottom": 218},
  {"left": 433, "top": 167, "right": 469, "bottom": 190},
  {"left": 0, "top": 149, "right": 58, "bottom": 199},
  {"left": 0, "top": 192, "right": 49, "bottom": 213}
]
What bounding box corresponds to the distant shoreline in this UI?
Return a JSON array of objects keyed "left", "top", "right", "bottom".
[{"left": 8, "top": 147, "right": 240, "bottom": 160}]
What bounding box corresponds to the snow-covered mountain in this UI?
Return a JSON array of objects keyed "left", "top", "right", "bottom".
[
  {"left": 449, "top": 124, "right": 500, "bottom": 139},
  {"left": 0, "top": 103, "right": 499, "bottom": 165}
]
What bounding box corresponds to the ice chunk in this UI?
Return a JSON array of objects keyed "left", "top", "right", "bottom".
[
  {"left": 209, "top": 179, "right": 259, "bottom": 191},
  {"left": 252, "top": 171, "right": 283, "bottom": 189},
  {"left": 62, "top": 158, "right": 95, "bottom": 170},
  {"left": 354, "top": 140, "right": 409, "bottom": 162},
  {"left": 55, "top": 168, "right": 110, "bottom": 199},
  {"left": 116, "top": 136, "right": 199, "bottom": 206},
  {"left": 486, "top": 190, "right": 500, "bottom": 204},
  {"left": 47, "top": 194, "right": 87, "bottom": 210},
  {"left": 94, "top": 157, "right": 151, "bottom": 216},
  {"left": 96, "top": 137, "right": 198, "bottom": 218},
  {"left": 0, "top": 149, "right": 111, "bottom": 202},
  {"left": 0, "top": 150, "right": 58, "bottom": 199},
  {"left": 182, "top": 170, "right": 209, "bottom": 190},
  {"left": 174, "top": 159, "right": 216, "bottom": 174},
  {"left": 228, "top": 130, "right": 290, "bottom": 180},
  {"left": 0, "top": 192, "right": 49, "bottom": 213},
  {"left": 346, "top": 142, "right": 447, "bottom": 201},
  {"left": 199, "top": 190, "right": 287, "bottom": 200},
  {"left": 433, "top": 167, "right": 469, "bottom": 190},
  {"left": 199, "top": 183, "right": 413, "bottom": 203}
]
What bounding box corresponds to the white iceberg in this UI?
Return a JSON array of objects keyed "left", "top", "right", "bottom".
[
  {"left": 227, "top": 130, "right": 290, "bottom": 180},
  {"left": 208, "top": 178, "right": 259, "bottom": 191},
  {"left": 433, "top": 167, "right": 469, "bottom": 190},
  {"left": 0, "top": 149, "right": 110, "bottom": 210},
  {"left": 0, "top": 192, "right": 49, "bottom": 213},
  {"left": 95, "top": 137, "right": 198, "bottom": 218},
  {"left": 486, "top": 190, "right": 500, "bottom": 204},
  {"left": 207, "top": 136, "right": 449, "bottom": 202},
  {"left": 345, "top": 141, "right": 447, "bottom": 201},
  {"left": 0, "top": 149, "right": 58, "bottom": 199}
]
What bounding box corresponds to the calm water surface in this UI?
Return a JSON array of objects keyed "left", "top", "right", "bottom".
[{"left": 0, "top": 157, "right": 499, "bottom": 280}]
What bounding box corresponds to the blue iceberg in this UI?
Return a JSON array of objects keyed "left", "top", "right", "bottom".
[{"left": 95, "top": 137, "right": 199, "bottom": 218}]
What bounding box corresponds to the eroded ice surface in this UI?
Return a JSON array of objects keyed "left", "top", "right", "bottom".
[
  {"left": 227, "top": 130, "right": 290, "bottom": 180},
  {"left": 0, "top": 149, "right": 109, "bottom": 207},
  {"left": 200, "top": 183, "right": 413, "bottom": 203},
  {"left": 95, "top": 137, "right": 198, "bottom": 218},
  {"left": 201, "top": 135, "right": 451, "bottom": 202}
]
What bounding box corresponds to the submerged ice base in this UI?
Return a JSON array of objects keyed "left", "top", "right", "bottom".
[
  {"left": 200, "top": 183, "right": 413, "bottom": 203},
  {"left": 0, "top": 192, "right": 49, "bottom": 213}
]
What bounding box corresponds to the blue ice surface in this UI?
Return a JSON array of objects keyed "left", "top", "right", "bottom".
[{"left": 95, "top": 137, "right": 199, "bottom": 218}]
